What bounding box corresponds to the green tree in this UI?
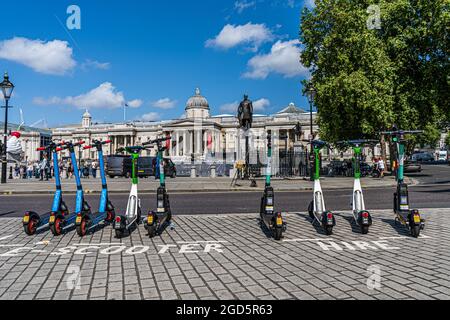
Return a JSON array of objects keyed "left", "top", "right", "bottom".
[{"left": 300, "top": 0, "right": 449, "bottom": 145}]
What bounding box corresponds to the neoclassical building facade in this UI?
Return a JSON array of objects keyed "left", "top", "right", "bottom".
[{"left": 52, "top": 88, "right": 319, "bottom": 174}]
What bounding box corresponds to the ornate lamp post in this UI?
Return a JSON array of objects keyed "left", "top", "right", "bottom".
[
  {"left": 304, "top": 83, "right": 317, "bottom": 180},
  {"left": 1, "top": 72, "right": 15, "bottom": 184}
]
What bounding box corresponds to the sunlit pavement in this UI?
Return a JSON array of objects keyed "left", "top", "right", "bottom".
[{"left": 1, "top": 208, "right": 449, "bottom": 300}]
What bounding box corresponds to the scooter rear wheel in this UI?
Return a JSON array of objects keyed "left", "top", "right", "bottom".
[
  {"left": 410, "top": 225, "right": 421, "bottom": 238},
  {"left": 147, "top": 225, "right": 157, "bottom": 238},
  {"left": 324, "top": 226, "right": 333, "bottom": 236},
  {"left": 273, "top": 227, "right": 282, "bottom": 241},
  {"left": 50, "top": 218, "right": 63, "bottom": 236},
  {"left": 115, "top": 229, "right": 125, "bottom": 239},
  {"left": 361, "top": 225, "right": 369, "bottom": 235},
  {"left": 76, "top": 218, "right": 89, "bottom": 237},
  {"left": 24, "top": 219, "right": 38, "bottom": 236}
]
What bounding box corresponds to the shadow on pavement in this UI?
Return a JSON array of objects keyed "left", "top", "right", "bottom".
[
  {"left": 0, "top": 211, "right": 15, "bottom": 217},
  {"left": 381, "top": 218, "right": 410, "bottom": 236}
]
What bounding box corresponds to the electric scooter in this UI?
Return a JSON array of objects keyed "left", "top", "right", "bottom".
[
  {"left": 306, "top": 140, "right": 336, "bottom": 235},
  {"left": 381, "top": 129, "right": 425, "bottom": 238},
  {"left": 23, "top": 142, "right": 69, "bottom": 235},
  {"left": 260, "top": 130, "right": 286, "bottom": 240},
  {"left": 75, "top": 139, "right": 115, "bottom": 237},
  {"left": 144, "top": 136, "right": 174, "bottom": 238},
  {"left": 338, "top": 140, "right": 378, "bottom": 234},
  {"left": 113, "top": 145, "right": 147, "bottom": 238},
  {"left": 49, "top": 140, "right": 92, "bottom": 236}
]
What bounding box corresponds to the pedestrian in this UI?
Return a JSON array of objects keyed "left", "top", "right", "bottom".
[
  {"left": 39, "top": 157, "right": 48, "bottom": 181},
  {"left": 91, "top": 160, "right": 98, "bottom": 179},
  {"left": 27, "top": 162, "right": 33, "bottom": 179},
  {"left": 378, "top": 157, "right": 385, "bottom": 178}
]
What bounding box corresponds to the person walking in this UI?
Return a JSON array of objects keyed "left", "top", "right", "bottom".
[
  {"left": 91, "top": 160, "right": 98, "bottom": 179},
  {"left": 378, "top": 157, "right": 385, "bottom": 178},
  {"left": 27, "top": 162, "right": 33, "bottom": 179},
  {"left": 39, "top": 156, "right": 48, "bottom": 181}
]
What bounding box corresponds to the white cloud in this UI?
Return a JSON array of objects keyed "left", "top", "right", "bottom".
[
  {"left": 81, "top": 59, "right": 111, "bottom": 71},
  {"left": 126, "top": 99, "right": 143, "bottom": 108},
  {"left": 235, "top": 0, "right": 256, "bottom": 13},
  {"left": 151, "top": 98, "right": 177, "bottom": 109},
  {"left": 0, "top": 37, "right": 76, "bottom": 75},
  {"left": 141, "top": 112, "right": 160, "bottom": 122},
  {"left": 304, "top": 0, "right": 316, "bottom": 8},
  {"left": 243, "top": 39, "right": 308, "bottom": 79},
  {"left": 220, "top": 101, "right": 239, "bottom": 113},
  {"left": 220, "top": 98, "right": 270, "bottom": 113},
  {"left": 253, "top": 98, "right": 270, "bottom": 111},
  {"left": 205, "top": 23, "right": 273, "bottom": 51},
  {"left": 33, "top": 82, "right": 141, "bottom": 110}
]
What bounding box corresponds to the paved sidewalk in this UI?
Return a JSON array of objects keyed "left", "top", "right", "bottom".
[
  {"left": 0, "top": 208, "right": 448, "bottom": 300},
  {"left": 0, "top": 176, "right": 410, "bottom": 195}
]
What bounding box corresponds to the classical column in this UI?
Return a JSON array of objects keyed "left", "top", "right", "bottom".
[
  {"left": 196, "top": 130, "right": 201, "bottom": 155},
  {"left": 175, "top": 132, "right": 180, "bottom": 157},
  {"left": 183, "top": 131, "right": 187, "bottom": 157}
]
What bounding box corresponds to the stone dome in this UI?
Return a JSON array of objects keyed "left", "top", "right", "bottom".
[
  {"left": 186, "top": 88, "right": 210, "bottom": 110},
  {"left": 185, "top": 88, "right": 210, "bottom": 119}
]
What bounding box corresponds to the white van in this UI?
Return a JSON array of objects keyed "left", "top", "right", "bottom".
[{"left": 438, "top": 150, "right": 448, "bottom": 161}]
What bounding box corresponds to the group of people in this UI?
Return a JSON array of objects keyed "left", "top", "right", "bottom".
[{"left": 12, "top": 157, "right": 99, "bottom": 181}]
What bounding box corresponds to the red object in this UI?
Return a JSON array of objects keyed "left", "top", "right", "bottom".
[
  {"left": 56, "top": 148, "right": 63, "bottom": 152},
  {"left": 165, "top": 135, "right": 171, "bottom": 149},
  {"left": 11, "top": 131, "right": 21, "bottom": 138},
  {"left": 207, "top": 133, "right": 213, "bottom": 150},
  {"left": 327, "top": 213, "right": 333, "bottom": 220},
  {"left": 362, "top": 212, "right": 369, "bottom": 219},
  {"left": 36, "top": 147, "right": 46, "bottom": 151},
  {"left": 115, "top": 217, "right": 121, "bottom": 223},
  {"left": 105, "top": 140, "right": 112, "bottom": 144},
  {"left": 84, "top": 146, "right": 93, "bottom": 150}
]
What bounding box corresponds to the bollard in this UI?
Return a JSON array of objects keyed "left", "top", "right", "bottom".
[
  {"left": 210, "top": 164, "right": 216, "bottom": 178},
  {"left": 191, "top": 165, "right": 196, "bottom": 178}
]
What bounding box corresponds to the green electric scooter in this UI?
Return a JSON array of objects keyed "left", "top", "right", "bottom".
[
  {"left": 381, "top": 129, "right": 425, "bottom": 237},
  {"left": 113, "top": 146, "right": 148, "bottom": 238},
  {"left": 260, "top": 130, "right": 286, "bottom": 240},
  {"left": 338, "top": 140, "right": 378, "bottom": 234},
  {"left": 306, "top": 140, "right": 336, "bottom": 235}
]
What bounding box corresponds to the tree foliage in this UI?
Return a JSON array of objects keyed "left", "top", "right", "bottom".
[{"left": 300, "top": 0, "right": 449, "bottom": 146}]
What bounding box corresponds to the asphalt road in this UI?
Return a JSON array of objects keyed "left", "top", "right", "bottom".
[{"left": 0, "top": 165, "right": 448, "bottom": 217}]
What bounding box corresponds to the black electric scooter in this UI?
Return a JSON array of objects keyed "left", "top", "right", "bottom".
[
  {"left": 381, "top": 129, "right": 425, "bottom": 237},
  {"left": 23, "top": 142, "right": 69, "bottom": 235},
  {"left": 75, "top": 139, "right": 115, "bottom": 237},
  {"left": 260, "top": 130, "right": 286, "bottom": 240},
  {"left": 144, "top": 136, "right": 174, "bottom": 238}
]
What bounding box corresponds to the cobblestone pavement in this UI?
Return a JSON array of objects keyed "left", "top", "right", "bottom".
[{"left": 0, "top": 208, "right": 449, "bottom": 300}]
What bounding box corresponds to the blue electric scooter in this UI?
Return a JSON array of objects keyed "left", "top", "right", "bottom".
[
  {"left": 75, "top": 139, "right": 115, "bottom": 237},
  {"left": 23, "top": 142, "right": 69, "bottom": 235},
  {"left": 49, "top": 140, "right": 92, "bottom": 236}
]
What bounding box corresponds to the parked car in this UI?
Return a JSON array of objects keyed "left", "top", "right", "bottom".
[
  {"left": 411, "top": 152, "right": 434, "bottom": 163},
  {"left": 106, "top": 155, "right": 176, "bottom": 178},
  {"left": 404, "top": 161, "right": 422, "bottom": 173},
  {"left": 438, "top": 150, "right": 448, "bottom": 162}
]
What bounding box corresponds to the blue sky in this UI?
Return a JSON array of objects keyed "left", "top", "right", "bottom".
[{"left": 0, "top": 0, "right": 314, "bottom": 128}]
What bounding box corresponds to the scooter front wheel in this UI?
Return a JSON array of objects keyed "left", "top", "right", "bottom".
[
  {"left": 324, "top": 226, "right": 333, "bottom": 236},
  {"left": 308, "top": 201, "right": 314, "bottom": 219},
  {"left": 50, "top": 218, "right": 63, "bottom": 236},
  {"left": 24, "top": 219, "right": 38, "bottom": 236}
]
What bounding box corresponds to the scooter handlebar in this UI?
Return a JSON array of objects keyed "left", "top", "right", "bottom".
[
  {"left": 36, "top": 147, "right": 46, "bottom": 151},
  {"left": 83, "top": 146, "right": 93, "bottom": 150},
  {"left": 142, "top": 136, "right": 171, "bottom": 146}
]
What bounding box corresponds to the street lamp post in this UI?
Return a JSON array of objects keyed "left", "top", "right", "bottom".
[
  {"left": 1, "top": 72, "right": 15, "bottom": 184},
  {"left": 304, "top": 83, "right": 317, "bottom": 180}
]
